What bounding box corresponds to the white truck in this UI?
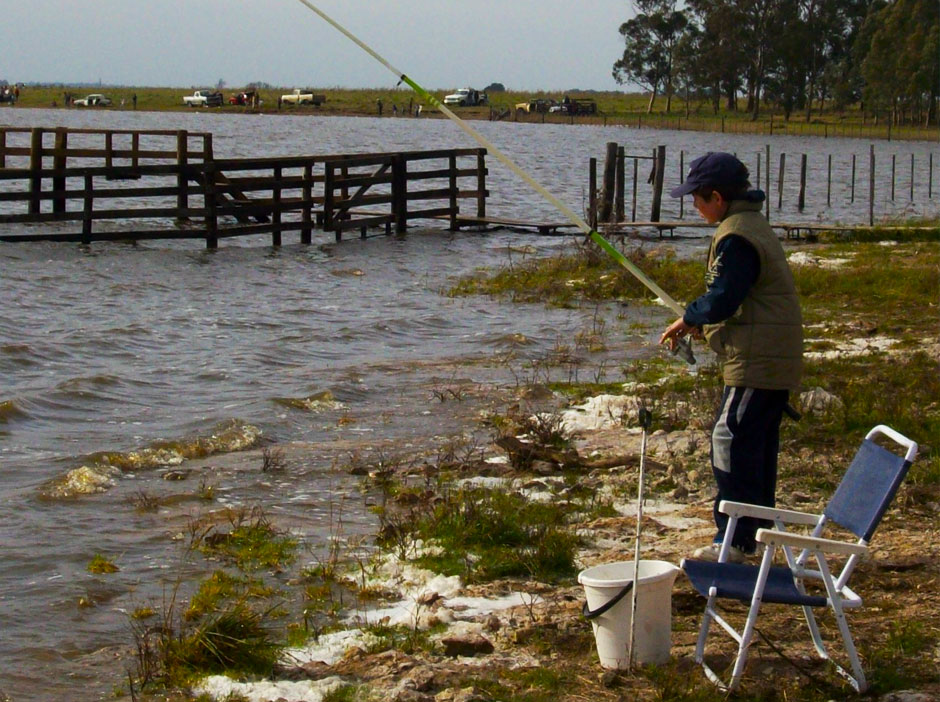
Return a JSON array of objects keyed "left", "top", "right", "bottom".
[
  {"left": 279, "top": 89, "right": 325, "bottom": 106},
  {"left": 443, "top": 88, "right": 487, "bottom": 107},
  {"left": 183, "top": 90, "right": 223, "bottom": 107}
]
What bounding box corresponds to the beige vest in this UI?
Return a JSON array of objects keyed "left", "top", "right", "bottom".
[{"left": 703, "top": 200, "right": 803, "bottom": 390}]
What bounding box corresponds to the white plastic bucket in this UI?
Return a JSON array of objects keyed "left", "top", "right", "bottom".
[{"left": 578, "top": 559, "right": 680, "bottom": 668}]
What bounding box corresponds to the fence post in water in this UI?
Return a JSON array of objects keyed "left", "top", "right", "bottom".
[
  {"left": 0, "top": 128, "right": 6, "bottom": 169},
  {"left": 176, "top": 130, "right": 189, "bottom": 220},
  {"left": 827, "top": 154, "right": 832, "bottom": 207},
  {"left": 679, "top": 150, "right": 685, "bottom": 219},
  {"left": 272, "top": 166, "right": 283, "bottom": 246},
  {"left": 476, "top": 150, "right": 486, "bottom": 219},
  {"left": 82, "top": 173, "right": 93, "bottom": 244},
  {"left": 891, "top": 154, "right": 896, "bottom": 200},
  {"left": 850, "top": 154, "right": 856, "bottom": 203},
  {"left": 777, "top": 152, "right": 785, "bottom": 210},
  {"left": 930, "top": 153, "right": 934, "bottom": 199},
  {"left": 598, "top": 142, "right": 617, "bottom": 223},
  {"left": 650, "top": 145, "right": 666, "bottom": 222},
  {"left": 910, "top": 153, "right": 915, "bottom": 201},
  {"left": 204, "top": 162, "right": 218, "bottom": 249},
  {"left": 448, "top": 153, "right": 458, "bottom": 231},
  {"left": 29, "top": 128, "right": 43, "bottom": 215},
  {"left": 765, "top": 145, "right": 770, "bottom": 219},
  {"left": 631, "top": 158, "right": 638, "bottom": 222},
  {"left": 392, "top": 154, "right": 408, "bottom": 234},
  {"left": 105, "top": 131, "right": 114, "bottom": 171},
  {"left": 301, "top": 164, "right": 313, "bottom": 244},
  {"left": 53, "top": 128, "right": 68, "bottom": 214},
  {"left": 615, "top": 146, "right": 625, "bottom": 223},
  {"left": 132, "top": 132, "right": 140, "bottom": 173},
  {"left": 589, "top": 157, "right": 597, "bottom": 229},
  {"left": 869, "top": 145, "right": 875, "bottom": 226},
  {"left": 324, "top": 163, "right": 335, "bottom": 234},
  {"left": 798, "top": 154, "right": 807, "bottom": 212}
]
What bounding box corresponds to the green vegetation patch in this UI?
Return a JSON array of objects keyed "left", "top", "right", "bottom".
[
  {"left": 199, "top": 507, "right": 298, "bottom": 572},
  {"left": 449, "top": 243, "right": 703, "bottom": 308},
  {"left": 87, "top": 553, "right": 119, "bottom": 574},
  {"left": 378, "top": 486, "right": 579, "bottom": 583}
]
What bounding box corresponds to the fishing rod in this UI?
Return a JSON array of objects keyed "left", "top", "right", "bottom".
[{"left": 293, "top": 0, "right": 695, "bottom": 364}]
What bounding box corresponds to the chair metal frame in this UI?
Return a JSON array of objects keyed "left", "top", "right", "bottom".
[{"left": 681, "top": 424, "right": 918, "bottom": 692}]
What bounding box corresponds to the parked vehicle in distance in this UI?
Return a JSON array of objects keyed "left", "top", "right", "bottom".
[
  {"left": 550, "top": 98, "right": 597, "bottom": 115},
  {"left": 73, "top": 94, "right": 112, "bottom": 107},
  {"left": 280, "top": 89, "right": 325, "bottom": 106},
  {"left": 443, "top": 88, "right": 487, "bottom": 107},
  {"left": 183, "top": 90, "right": 223, "bottom": 107},
  {"left": 514, "top": 98, "right": 554, "bottom": 114},
  {"left": 229, "top": 90, "right": 258, "bottom": 106}
]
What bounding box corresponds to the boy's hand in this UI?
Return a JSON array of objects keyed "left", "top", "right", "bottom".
[{"left": 660, "top": 317, "right": 697, "bottom": 351}]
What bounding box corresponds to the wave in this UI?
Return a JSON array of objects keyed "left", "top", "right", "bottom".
[
  {"left": 0, "top": 398, "right": 29, "bottom": 423},
  {"left": 271, "top": 390, "right": 345, "bottom": 413},
  {"left": 39, "top": 419, "right": 262, "bottom": 499}
]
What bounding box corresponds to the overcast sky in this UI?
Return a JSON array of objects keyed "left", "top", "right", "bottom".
[{"left": 4, "top": 0, "right": 635, "bottom": 91}]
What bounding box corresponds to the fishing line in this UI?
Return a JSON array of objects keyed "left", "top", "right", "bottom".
[{"left": 293, "top": 0, "right": 695, "bottom": 359}]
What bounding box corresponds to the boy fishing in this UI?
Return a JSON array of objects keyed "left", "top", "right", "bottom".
[{"left": 660, "top": 152, "right": 803, "bottom": 562}]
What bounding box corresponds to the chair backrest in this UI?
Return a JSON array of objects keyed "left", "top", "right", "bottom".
[{"left": 825, "top": 438, "right": 912, "bottom": 542}]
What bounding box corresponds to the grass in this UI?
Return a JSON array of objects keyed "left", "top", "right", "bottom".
[
  {"left": 377, "top": 486, "right": 580, "bottom": 583},
  {"left": 87, "top": 553, "right": 119, "bottom": 574},
  {"left": 198, "top": 506, "right": 298, "bottom": 572}
]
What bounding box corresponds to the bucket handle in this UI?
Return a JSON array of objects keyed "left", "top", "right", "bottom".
[{"left": 582, "top": 581, "right": 633, "bottom": 620}]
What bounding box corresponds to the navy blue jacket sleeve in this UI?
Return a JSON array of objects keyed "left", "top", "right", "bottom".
[{"left": 683, "top": 235, "right": 760, "bottom": 327}]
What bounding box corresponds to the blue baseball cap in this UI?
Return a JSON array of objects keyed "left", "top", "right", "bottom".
[{"left": 669, "top": 152, "right": 748, "bottom": 198}]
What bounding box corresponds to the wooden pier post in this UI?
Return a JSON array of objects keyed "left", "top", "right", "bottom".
[
  {"left": 105, "top": 132, "right": 113, "bottom": 171},
  {"left": 176, "top": 130, "right": 189, "bottom": 219},
  {"left": 301, "top": 164, "right": 313, "bottom": 244},
  {"left": 869, "top": 145, "right": 875, "bottom": 226},
  {"left": 203, "top": 163, "right": 218, "bottom": 249},
  {"left": 589, "top": 157, "right": 597, "bottom": 230},
  {"left": 53, "top": 128, "right": 68, "bottom": 214},
  {"left": 0, "top": 128, "right": 6, "bottom": 169},
  {"left": 929, "top": 153, "right": 933, "bottom": 199},
  {"left": 891, "top": 154, "right": 896, "bottom": 200},
  {"left": 631, "top": 158, "right": 638, "bottom": 222},
  {"left": 272, "top": 166, "right": 282, "bottom": 246},
  {"left": 827, "top": 154, "right": 832, "bottom": 207},
  {"left": 392, "top": 155, "right": 407, "bottom": 234},
  {"left": 29, "top": 128, "right": 43, "bottom": 215},
  {"left": 132, "top": 132, "right": 140, "bottom": 173},
  {"left": 765, "top": 145, "right": 770, "bottom": 219},
  {"left": 82, "top": 173, "right": 93, "bottom": 244},
  {"left": 798, "top": 153, "right": 807, "bottom": 211},
  {"left": 650, "top": 145, "right": 666, "bottom": 222},
  {"left": 598, "top": 142, "right": 617, "bottom": 223},
  {"left": 679, "top": 150, "right": 685, "bottom": 219},
  {"left": 476, "top": 150, "right": 486, "bottom": 219},
  {"left": 777, "top": 152, "right": 785, "bottom": 210},
  {"left": 615, "top": 146, "right": 625, "bottom": 223},
  {"left": 910, "top": 153, "right": 914, "bottom": 201},
  {"left": 324, "top": 163, "right": 335, "bottom": 235},
  {"left": 850, "top": 154, "right": 856, "bottom": 203},
  {"left": 448, "top": 153, "right": 458, "bottom": 231}
]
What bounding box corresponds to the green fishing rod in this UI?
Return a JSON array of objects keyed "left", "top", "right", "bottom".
[{"left": 293, "top": 0, "right": 694, "bottom": 363}]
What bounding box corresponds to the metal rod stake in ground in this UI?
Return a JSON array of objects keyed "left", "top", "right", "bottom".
[{"left": 629, "top": 407, "right": 653, "bottom": 669}]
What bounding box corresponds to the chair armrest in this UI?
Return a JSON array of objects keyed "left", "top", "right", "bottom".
[
  {"left": 756, "top": 529, "right": 868, "bottom": 556},
  {"left": 718, "top": 500, "right": 821, "bottom": 525}
]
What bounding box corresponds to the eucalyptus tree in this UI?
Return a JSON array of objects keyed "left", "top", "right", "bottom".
[{"left": 612, "top": 0, "right": 689, "bottom": 113}]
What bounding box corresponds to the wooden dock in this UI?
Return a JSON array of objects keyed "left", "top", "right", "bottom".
[{"left": 0, "top": 127, "right": 488, "bottom": 247}]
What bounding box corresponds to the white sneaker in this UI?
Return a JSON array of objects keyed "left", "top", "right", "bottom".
[{"left": 692, "top": 542, "right": 749, "bottom": 563}]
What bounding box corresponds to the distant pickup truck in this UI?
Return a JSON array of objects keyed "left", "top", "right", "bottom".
[
  {"left": 280, "top": 89, "right": 326, "bottom": 106},
  {"left": 514, "top": 98, "right": 554, "bottom": 114},
  {"left": 550, "top": 98, "right": 597, "bottom": 116},
  {"left": 443, "top": 88, "right": 487, "bottom": 107},
  {"left": 183, "top": 90, "right": 223, "bottom": 107}
]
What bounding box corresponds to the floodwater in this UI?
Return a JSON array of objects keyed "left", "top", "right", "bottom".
[{"left": 0, "top": 107, "right": 937, "bottom": 700}]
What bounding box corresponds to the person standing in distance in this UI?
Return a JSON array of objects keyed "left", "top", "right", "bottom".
[{"left": 660, "top": 152, "right": 803, "bottom": 562}]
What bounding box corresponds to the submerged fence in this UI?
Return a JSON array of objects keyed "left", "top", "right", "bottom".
[{"left": 0, "top": 127, "right": 488, "bottom": 247}]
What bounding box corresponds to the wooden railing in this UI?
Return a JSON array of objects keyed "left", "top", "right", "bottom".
[{"left": 0, "top": 127, "right": 488, "bottom": 248}]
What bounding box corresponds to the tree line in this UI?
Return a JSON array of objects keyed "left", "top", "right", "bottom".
[{"left": 613, "top": 0, "right": 939, "bottom": 126}]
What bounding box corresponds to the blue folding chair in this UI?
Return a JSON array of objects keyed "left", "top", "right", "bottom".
[{"left": 681, "top": 425, "right": 918, "bottom": 692}]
